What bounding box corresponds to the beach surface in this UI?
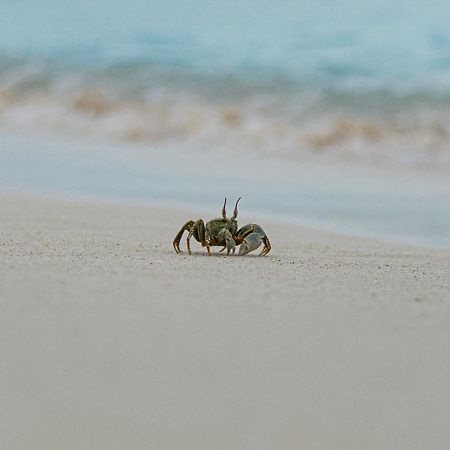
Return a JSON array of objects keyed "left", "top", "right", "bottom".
[{"left": 1, "top": 192, "right": 450, "bottom": 450}]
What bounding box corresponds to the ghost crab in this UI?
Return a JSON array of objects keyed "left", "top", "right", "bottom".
[{"left": 173, "top": 198, "right": 271, "bottom": 256}]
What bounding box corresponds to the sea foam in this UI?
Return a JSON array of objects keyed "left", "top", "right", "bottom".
[{"left": 1, "top": 0, "right": 450, "bottom": 170}]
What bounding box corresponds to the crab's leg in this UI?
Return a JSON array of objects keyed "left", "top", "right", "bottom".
[
  {"left": 260, "top": 235, "right": 271, "bottom": 256},
  {"left": 187, "top": 219, "right": 207, "bottom": 255},
  {"left": 173, "top": 220, "right": 195, "bottom": 253},
  {"left": 235, "top": 224, "right": 271, "bottom": 256}
]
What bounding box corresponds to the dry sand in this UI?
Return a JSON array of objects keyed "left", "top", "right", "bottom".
[{"left": 1, "top": 192, "right": 450, "bottom": 450}]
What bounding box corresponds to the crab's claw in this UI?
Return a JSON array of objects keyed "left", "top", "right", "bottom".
[
  {"left": 226, "top": 238, "right": 236, "bottom": 255},
  {"left": 235, "top": 224, "right": 271, "bottom": 256},
  {"left": 218, "top": 228, "right": 236, "bottom": 255},
  {"left": 238, "top": 232, "right": 263, "bottom": 256}
]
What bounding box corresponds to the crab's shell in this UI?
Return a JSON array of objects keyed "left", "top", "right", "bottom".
[{"left": 206, "top": 218, "right": 238, "bottom": 246}]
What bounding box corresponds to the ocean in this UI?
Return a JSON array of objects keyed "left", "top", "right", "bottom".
[
  {"left": 1, "top": 0, "right": 450, "bottom": 168},
  {"left": 1, "top": 0, "right": 450, "bottom": 247}
]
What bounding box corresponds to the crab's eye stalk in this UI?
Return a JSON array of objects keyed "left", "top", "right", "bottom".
[
  {"left": 232, "top": 197, "right": 241, "bottom": 220},
  {"left": 222, "top": 197, "right": 227, "bottom": 220}
]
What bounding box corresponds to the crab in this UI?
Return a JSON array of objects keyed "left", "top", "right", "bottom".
[{"left": 172, "top": 198, "right": 271, "bottom": 256}]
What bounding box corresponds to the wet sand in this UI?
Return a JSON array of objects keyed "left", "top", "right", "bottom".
[{"left": 1, "top": 192, "right": 450, "bottom": 450}]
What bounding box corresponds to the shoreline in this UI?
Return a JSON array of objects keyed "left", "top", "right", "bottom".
[
  {"left": 3, "top": 185, "right": 450, "bottom": 253},
  {"left": 2, "top": 131, "right": 450, "bottom": 250}
]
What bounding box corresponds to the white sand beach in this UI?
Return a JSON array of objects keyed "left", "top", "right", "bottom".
[
  {"left": 3, "top": 1, "right": 450, "bottom": 448},
  {"left": 1, "top": 192, "right": 450, "bottom": 450}
]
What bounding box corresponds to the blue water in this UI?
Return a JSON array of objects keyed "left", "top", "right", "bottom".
[
  {"left": 2, "top": 0, "right": 450, "bottom": 147},
  {"left": 1, "top": 0, "right": 450, "bottom": 94}
]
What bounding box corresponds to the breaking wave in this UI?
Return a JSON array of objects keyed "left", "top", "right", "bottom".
[{"left": 1, "top": 56, "right": 450, "bottom": 170}]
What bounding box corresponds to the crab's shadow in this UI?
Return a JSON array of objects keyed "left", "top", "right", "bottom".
[{"left": 176, "top": 251, "right": 260, "bottom": 258}]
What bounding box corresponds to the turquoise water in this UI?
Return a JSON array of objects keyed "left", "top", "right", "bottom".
[
  {"left": 1, "top": 0, "right": 450, "bottom": 164},
  {"left": 2, "top": 0, "right": 450, "bottom": 92}
]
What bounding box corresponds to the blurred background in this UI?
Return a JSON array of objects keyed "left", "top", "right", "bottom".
[{"left": 1, "top": 0, "right": 449, "bottom": 246}]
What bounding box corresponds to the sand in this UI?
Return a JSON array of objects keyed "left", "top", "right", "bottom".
[{"left": 1, "top": 192, "right": 450, "bottom": 450}]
